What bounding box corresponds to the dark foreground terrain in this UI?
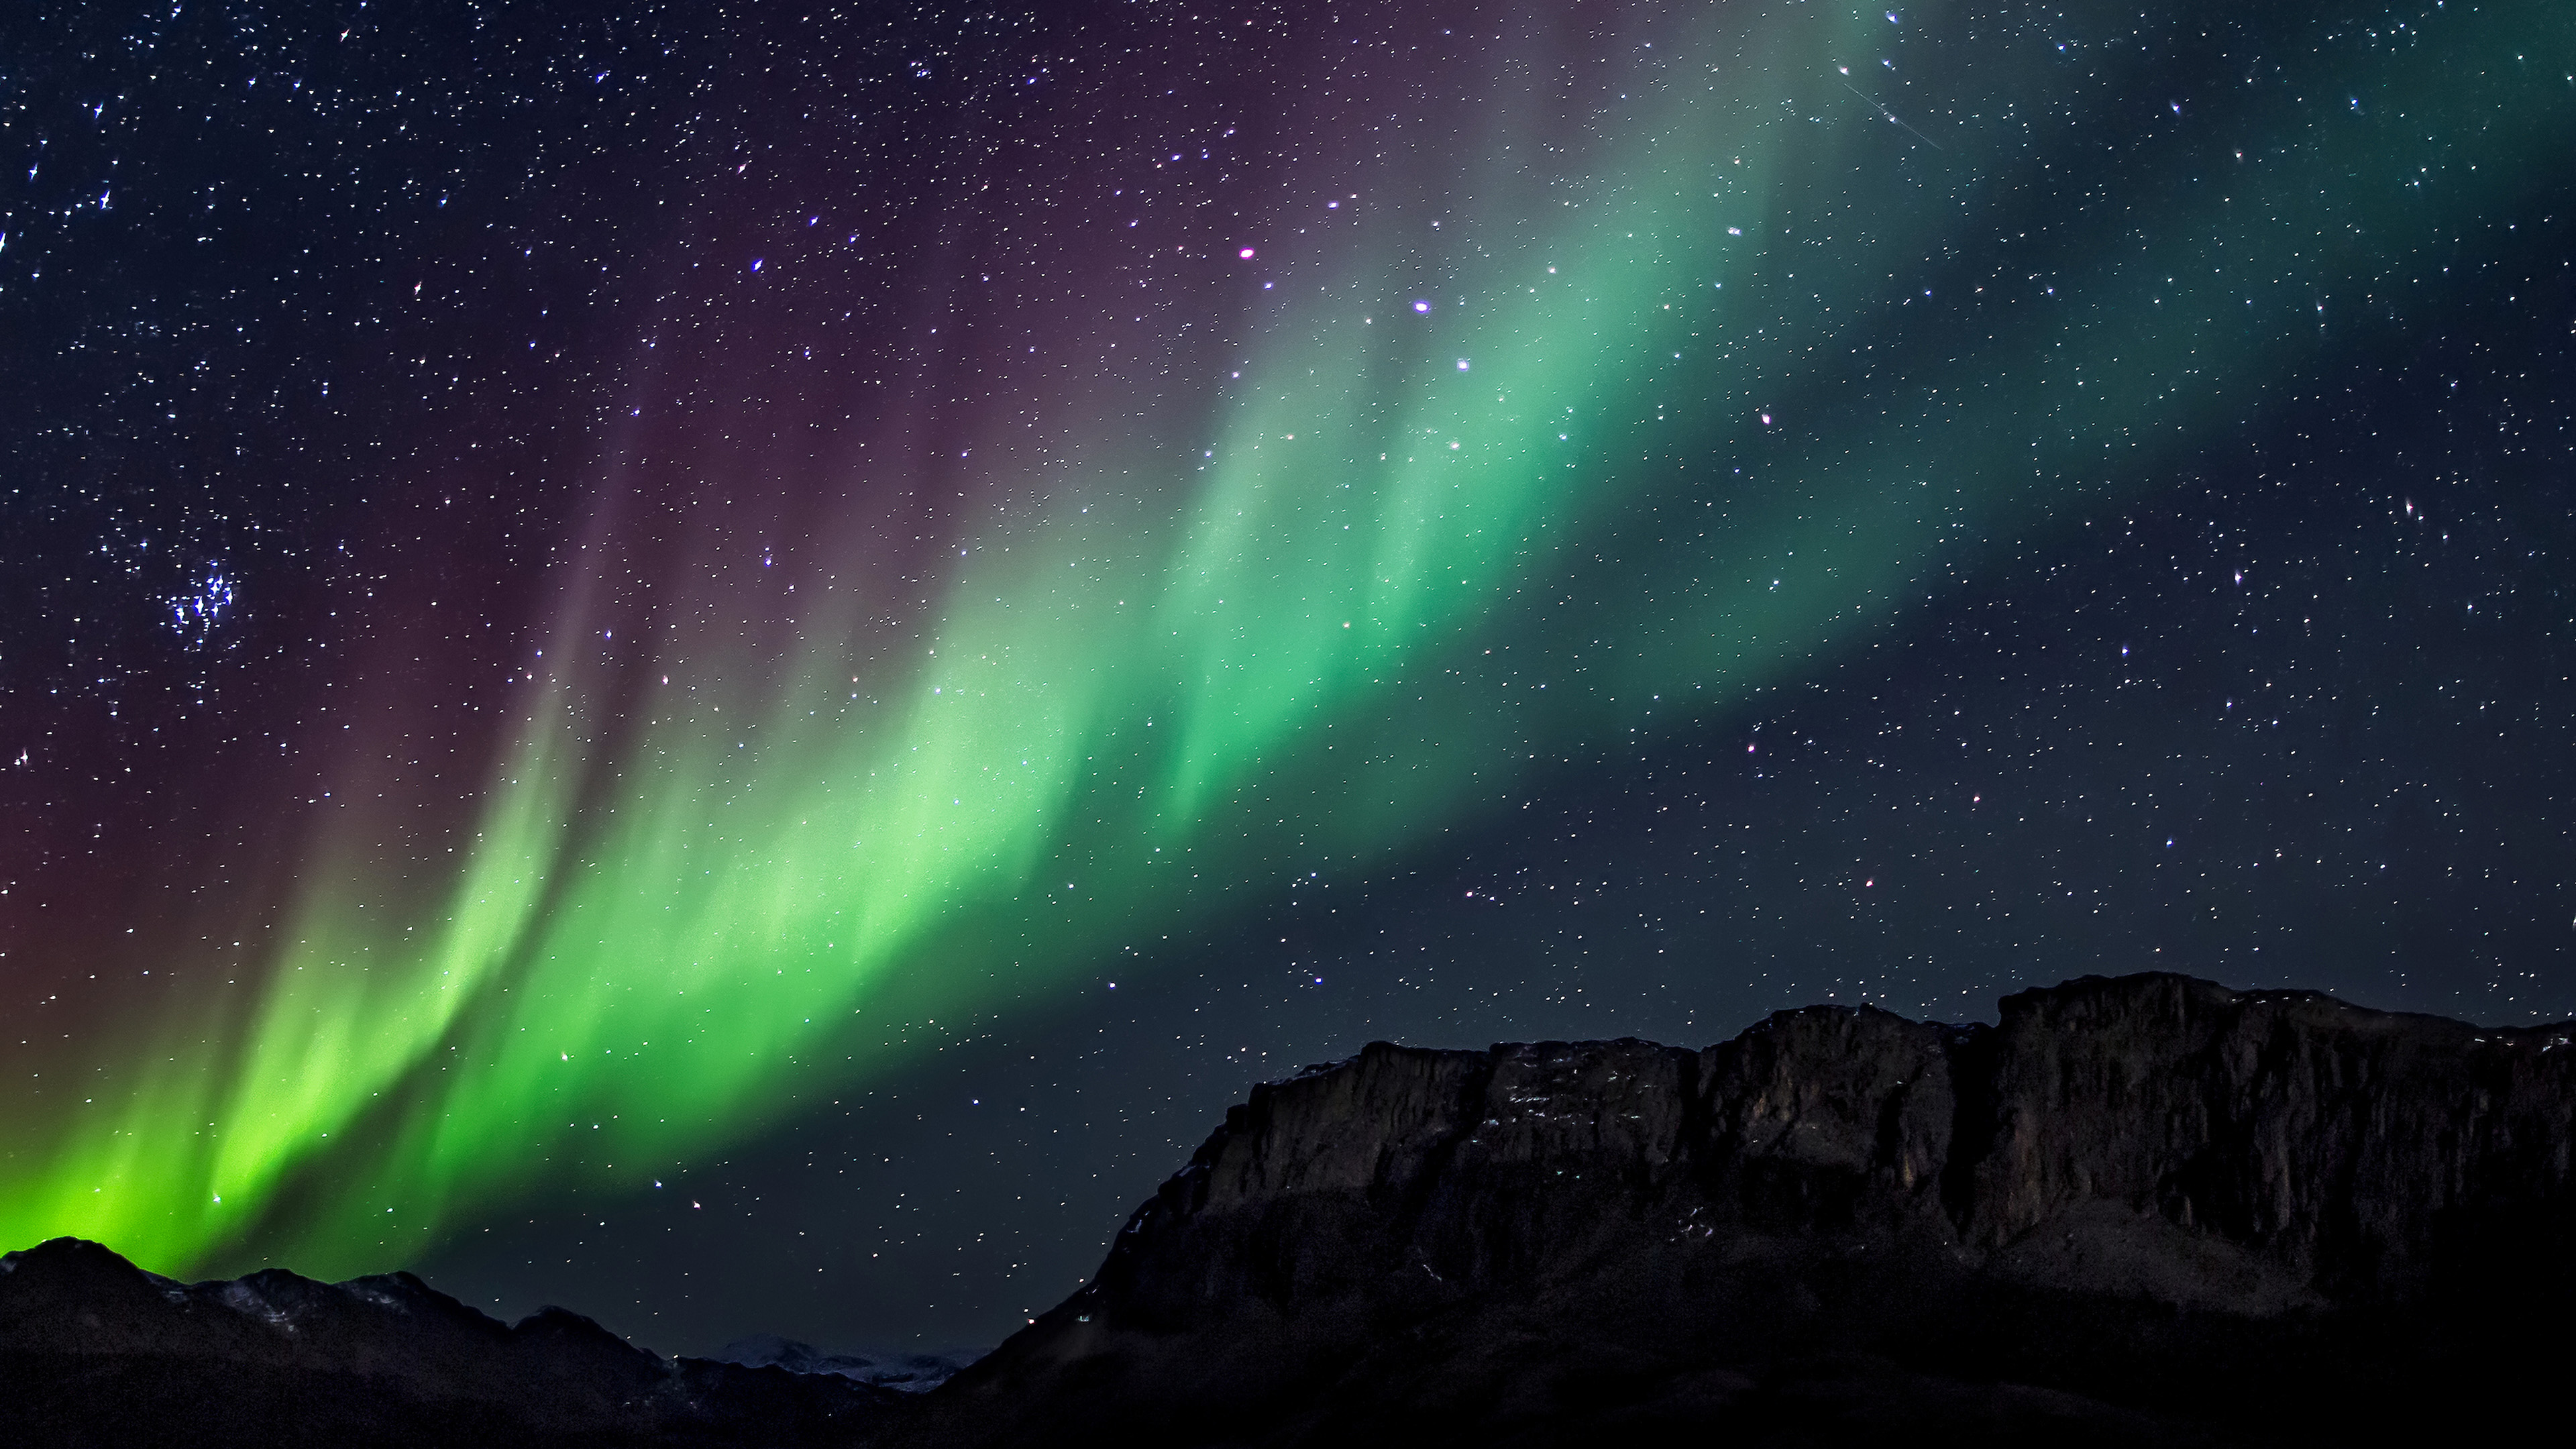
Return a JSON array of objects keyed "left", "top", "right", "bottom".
[
  {"left": 0, "top": 1236, "right": 895, "bottom": 1448},
  {"left": 9, "top": 973, "right": 2576, "bottom": 1446}
]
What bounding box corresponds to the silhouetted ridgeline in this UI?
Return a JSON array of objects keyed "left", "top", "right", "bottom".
[
  {"left": 0, "top": 1236, "right": 890, "bottom": 1447},
  {"left": 9, "top": 974, "right": 2576, "bottom": 1447},
  {"left": 915, "top": 973, "right": 2576, "bottom": 1447}
]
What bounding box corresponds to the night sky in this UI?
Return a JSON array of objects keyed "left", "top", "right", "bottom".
[{"left": 5, "top": 0, "right": 2573, "bottom": 1359}]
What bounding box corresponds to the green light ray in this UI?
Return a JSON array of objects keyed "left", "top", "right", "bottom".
[{"left": 4, "top": 1, "right": 2563, "bottom": 1273}]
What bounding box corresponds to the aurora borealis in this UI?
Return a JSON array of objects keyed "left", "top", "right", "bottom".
[{"left": 6, "top": 0, "right": 2575, "bottom": 1351}]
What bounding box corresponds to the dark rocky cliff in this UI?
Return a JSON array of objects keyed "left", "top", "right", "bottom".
[{"left": 915, "top": 973, "right": 2576, "bottom": 1448}]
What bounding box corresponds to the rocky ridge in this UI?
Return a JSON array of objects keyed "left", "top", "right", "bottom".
[
  {"left": 0, "top": 1236, "right": 891, "bottom": 1447},
  {"left": 916, "top": 973, "right": 2576, "bottom": 1446}
]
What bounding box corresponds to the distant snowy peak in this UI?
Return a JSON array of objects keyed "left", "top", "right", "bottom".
[{"left": 714, "top": 1332, "right": 981, "bottom": 1393}]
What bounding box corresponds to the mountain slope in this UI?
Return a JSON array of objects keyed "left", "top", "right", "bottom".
[
  {"left": 914, "top": 973, "right": 2576, "bottom": 1447},
  {"left": 0, "top": 1236, "right": 894, "bottom": 1448}
]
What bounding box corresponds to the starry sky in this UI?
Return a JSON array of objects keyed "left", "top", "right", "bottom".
[{"left": 3, "top": 0, "right": 2572, "bottom": 1357}]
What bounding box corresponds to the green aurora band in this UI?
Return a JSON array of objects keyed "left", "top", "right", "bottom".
[{"left": 6, "top": 1, "right": 2565, "bottom": 1274}]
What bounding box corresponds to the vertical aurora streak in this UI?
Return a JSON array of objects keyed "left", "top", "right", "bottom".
[{"left": 4, "top": 1, "right": 2565, "bottom": 1276}]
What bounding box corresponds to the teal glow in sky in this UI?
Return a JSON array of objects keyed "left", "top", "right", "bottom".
[{"left": 3, "top": 1, "right": 2567, "bottom": 1286}]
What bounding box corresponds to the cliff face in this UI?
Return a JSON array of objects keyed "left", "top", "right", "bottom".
[
  {"left": 1957, "top": 975, "right": 2576, "bottom": 1293},
  {"left": 0, "top": 1236, "right": 893, "bottom": 1448},
  {"left": 925, "top": 974, "right": 2576, "bottom": 1448},
  {"left": 1083, "top": 973, "right": 2576, "bottom": 1320}
]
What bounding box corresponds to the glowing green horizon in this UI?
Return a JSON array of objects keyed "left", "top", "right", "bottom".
[{"left": 5, "top": 2, "right": 2561, "bottom": 1275}]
